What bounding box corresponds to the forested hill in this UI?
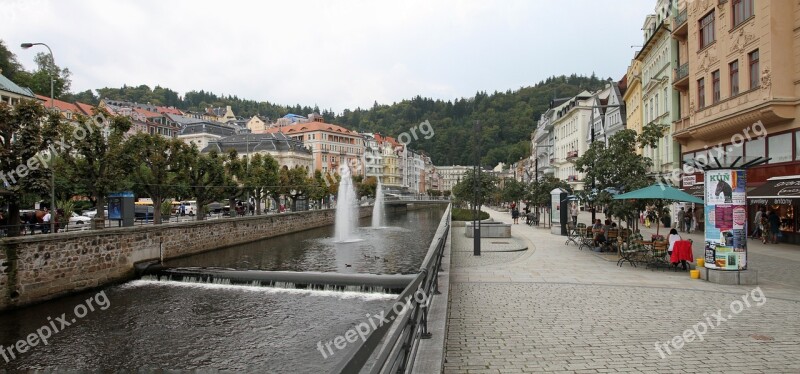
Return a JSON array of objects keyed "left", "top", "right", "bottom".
[{"left": 84, "top": 74, "right": 607, "bottom": 166}]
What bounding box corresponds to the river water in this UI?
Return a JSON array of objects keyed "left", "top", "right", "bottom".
[{"left": 0, "top": 206, "right": 446, "bottom": 372}]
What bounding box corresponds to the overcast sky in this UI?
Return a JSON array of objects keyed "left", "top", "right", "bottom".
[{"left": 2, "top": 0, "right": 653, "bottom": 112}]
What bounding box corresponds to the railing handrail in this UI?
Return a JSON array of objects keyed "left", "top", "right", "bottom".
[
  {"left": 332, "top": 204, "right": 451, "bottom": 373},
  {"left": 675, "top": 8, "right": 688, "bottom": 27}
]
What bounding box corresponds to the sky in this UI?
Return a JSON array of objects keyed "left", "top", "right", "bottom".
[{"left": 1, "top": 0, "right": 653, "bottom": 113}]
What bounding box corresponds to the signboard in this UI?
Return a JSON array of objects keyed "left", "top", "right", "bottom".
[
  {"left": 682, "top": 174, "right": 696, "bottom": 187},
  {"left": 704, "top": 170, "right": 747, "bottom": 270},
  {"left": 108, "top": 197, "right": 123, "bottom": 220}
]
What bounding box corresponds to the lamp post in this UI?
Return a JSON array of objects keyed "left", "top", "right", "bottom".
[
  {"left": 21, "top": 42, "right": 56, "bottom": 234},
  {"left": 473, "top": 120, "right": 481, "bottom": 256}
]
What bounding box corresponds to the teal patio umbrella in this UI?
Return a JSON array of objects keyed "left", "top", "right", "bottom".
[{"left": 612, "top": 184, "right": 704, "bottom": 204}]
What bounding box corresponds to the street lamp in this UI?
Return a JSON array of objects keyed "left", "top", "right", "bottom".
[{"left": 21, "top": 42, "right": 56, "bottom": 234}]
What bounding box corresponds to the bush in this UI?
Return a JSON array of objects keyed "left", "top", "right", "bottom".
[
  {"left": 452, "top": 208, "right": 489, "bottom": 221},
  {"left": 73, "top": 200, "right": 93, "bottom": 214}
]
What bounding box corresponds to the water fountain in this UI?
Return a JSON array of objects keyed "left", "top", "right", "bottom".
[
  {"left": 372, "top": 178, "right": 385, "bottom": 228},
  {"left": 334, "top": 165, "right": 360, "bottom": 242}
]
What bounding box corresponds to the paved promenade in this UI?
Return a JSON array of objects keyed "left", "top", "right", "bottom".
[{"left": 444, "top": 208, "right": 800, "bottom": 373}]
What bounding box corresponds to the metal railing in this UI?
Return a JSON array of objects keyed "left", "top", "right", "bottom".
[
  {"left": 674, "top": 62, "right": 689, "bottom": 82},
  {"left": 333, "top": 204, "right": 451, "bottom": 374},
  {"left": 675, "top": 8, "right": 687, "bottom": 28}
]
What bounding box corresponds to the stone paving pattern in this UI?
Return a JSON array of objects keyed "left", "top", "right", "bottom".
[{"left": 444, "top": 209, "right": 800, "bottom": 373}]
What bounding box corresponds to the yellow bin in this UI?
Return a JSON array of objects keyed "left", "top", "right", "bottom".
[
  {"left": 690, "top": 270, "right": 700, "bottom": 279},
  {"left": 697, "top": 259, "right": 705, "bottom": 267}
]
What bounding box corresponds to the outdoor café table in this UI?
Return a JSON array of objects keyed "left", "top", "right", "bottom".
[{"left": 670, "top": 240, "right": 694, "bottom": 268}]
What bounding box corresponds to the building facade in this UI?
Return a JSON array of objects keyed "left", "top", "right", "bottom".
[
  {"left": 436, "top": 165, "right": 471, "bottom": 192},
  {"left": 624, "top": 59, "right": 644, "bottom": 154},
  {"left": 637, "top": 0, "right": 679, "bottom": 177},
  {"left": 202, "top": 133, "right": 313, "bottom": 171},
  {"left": 673, "top": 0, "right": 800, "bottom": 243},
  {"left": 552, "top": 91, "right": 593, "bottom": 191}
]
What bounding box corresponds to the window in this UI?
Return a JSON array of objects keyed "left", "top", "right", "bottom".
[
  {"left": 733, "top": 0, "right": 754, "bottom": 28},
  {"left": 796, "top": 132, "right": 800, "bottom": 160},
  {"left": 655, "top": 94, "right": 659, "bottom": 116},
  {"left": 725, "top": 144, "right": 743, "bottom": 164},
  {"left": 699, "top": 11, "right": 715, "bottom": 49},
  {"left": 698, "top": 78, "right": 706, "bottom": 109},
  {"left": 730, "top": 60, "right": 740, "bottom": 96},
  {"left": 745, "top": 137, "right": 765, "bottom": 159},
  {"left": 749, "top": 50, "right": 760, "bottom": 89},
  {"left": 664, "top": 87, "right": 668, "bottom": 112},
  {"left": 768, "top": 133, "right": 792, "bottom": 164},
  {"left": 712, "top": 70, "right": 721, "bottom": 103}
]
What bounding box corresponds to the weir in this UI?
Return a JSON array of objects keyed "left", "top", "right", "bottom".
[{"left": 138, "top": 265, "right": 417, "bottom": 294}]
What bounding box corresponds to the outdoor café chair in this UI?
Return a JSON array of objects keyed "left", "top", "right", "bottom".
[{"left": 647, "top": 240, "right": 670, "bottom": 270}]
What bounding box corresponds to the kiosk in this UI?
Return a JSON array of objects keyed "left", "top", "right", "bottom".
[{"left": 551, "top": 188, "right": 569, "bottom": 236}]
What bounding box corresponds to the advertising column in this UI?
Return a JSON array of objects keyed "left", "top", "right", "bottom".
[{"left": 704, "top": 170, "right": 747, "bottom": 270}]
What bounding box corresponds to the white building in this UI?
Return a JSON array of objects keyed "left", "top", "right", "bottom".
[
  {"left": 551, "top": 91, "right": 593, "bottom": 191},
  {"left": 587, "top": 81, "right": 628, "bottom": 146},
  {"left": 436, "top": 165, "right": 471, "bottom": 192},
  {"left": 638, "top": 0, "right": 677, "bottom": 176}
]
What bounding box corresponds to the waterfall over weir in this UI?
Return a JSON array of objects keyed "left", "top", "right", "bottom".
[{"left": 137, "top": 266, "right": 415, "bottom": 294}]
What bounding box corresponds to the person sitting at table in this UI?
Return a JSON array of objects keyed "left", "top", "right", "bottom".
[
  {"left": 592, "top": 219, "right": 605, "bottom": 250},
  {"left": 667, "top": 228, "right": 681, "bottom": 256}
]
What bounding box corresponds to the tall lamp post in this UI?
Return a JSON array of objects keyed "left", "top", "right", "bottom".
[
  {"left": 584, "top": 101, "right": 624, "bottom": 223},
  {"left": 473, "top": 120, "right": 481, "bottom": 256},
  {"left": 21, "top": 42, "right": 56, "bottom": 234}
]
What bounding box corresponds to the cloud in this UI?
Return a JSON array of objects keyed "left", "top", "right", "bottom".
[{"left": 1, "top": 0, "right": 653, "bottom": 112}]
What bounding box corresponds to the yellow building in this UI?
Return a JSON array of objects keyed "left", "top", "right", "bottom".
[
  {"left": 673, "top": 0, "right": 800, "bottom": 243},
  {"left": 624, "top": 59, "right": 644, "bottom": 154}
]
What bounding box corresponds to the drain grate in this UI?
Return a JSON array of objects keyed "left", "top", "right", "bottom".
[
  {"left": 491, "top": 241, "right": 510, "bottom": 244},
  {"left": 751, "top": 334, "right": 774, "bottom": 342}
]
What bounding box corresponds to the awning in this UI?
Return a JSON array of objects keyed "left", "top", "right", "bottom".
[
  {"left": 746, "top": 177, "right": 800, "bottom": 205},
  {"left": 681, "top": 183, "right": 704, "bottom": 200}
]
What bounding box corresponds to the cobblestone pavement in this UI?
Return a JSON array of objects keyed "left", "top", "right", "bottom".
[{"left": 445, "top": 208, "right": 800, "bottom": 373}]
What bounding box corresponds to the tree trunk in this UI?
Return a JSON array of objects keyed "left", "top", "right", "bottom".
[
  {"left": 7, "top": 201, "right": 21, "bottom": 237},
  {"left": 153, "top": 194, "right": 162, "bottom": 225},
  {"left": 196, "top": 201, "right": 206, "bottom": 221},
  {"left": 92, "top": 195, "right": 106, "bottom": 230},
  {"left": 256, "top": 198, "right": 262, "bottom": 215},
  {"left": 228, "top": 197, "right": 236, "bottom": 217}
]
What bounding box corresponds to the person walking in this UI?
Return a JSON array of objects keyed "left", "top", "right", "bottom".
[
  {"left": 570, "top": 202, "right": 579, "bottom": 226},
  {"left": 677, "top": 207, "right": 686, "bottom": 233},
  {"left": 511, "top": 206, "right": 520, "bottom": 224},
  {"left": 41, "top": 208, "right": 51, "bottom": 234},
  {"left": 684, "top": 208, "right": 693, "bottom": 233},
  {"left": 768, "top": 209, "right": 781, "bottom": 244},
  {"left": 751, "top": 206, "right": 764, "bottom": 239}
]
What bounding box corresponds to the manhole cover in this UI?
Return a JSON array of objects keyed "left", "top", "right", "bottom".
[
  {"left": 751, "top": 334, "right": 774, "bottom": 342},
  {"left": 491, "top": 242, "right": 509, "bottom": 244}
]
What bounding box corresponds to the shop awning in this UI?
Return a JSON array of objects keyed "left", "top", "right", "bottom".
[
  {"left": 747, "top": 176, "right": 800, "bottom": 205},
  {"left": 681, "top": 183, "right": 704, "bottom": 200}
]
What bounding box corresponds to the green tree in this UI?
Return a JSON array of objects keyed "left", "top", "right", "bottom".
[
  {"left": 0, "top": 100, "right": 59, "bottom": 236},
  {"left": 59, "top": 108, "right": 132, "bottom": 227},
  {"left": 185, "top": 149, "right": 226, "bottom": 221},
  {"left": 452, "top": 169, "right": 497, "bottom": 208},
  {"left": 575, "top": 129, "right": 653, "bottom": 228},
  {"left": 308, "top": 170, "right": 329, "bottom": 208},
  {"left": 244, "top": 153, "right": 280, "bottom": 214},
  {"left": 501, "top": 179, "right": 525, "bottom": 205},
  {"left": 124, "top": 133, "right": 191, "bottom": 224},
  {"left": 279, "top": 166, "right": 311, "bottom": 211},
  {"left": 0, "top": 40, "right": 25, "bottom": 81},
  {"left": 358, "top": 176, "right": 377, "bottom": 198}
]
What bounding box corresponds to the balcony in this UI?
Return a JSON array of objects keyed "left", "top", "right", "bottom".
[
  {"left": 673, "top": 8, "right": 688, "bottom": 37},
  {"left": 567, "top": 175, "right": 579, "bottom": 182},
  {"left": 567, "top": 150, "right": 578, "bottom": 160},
  {"left": 673, "top": 62, "right": 689, "bottom": 89}
]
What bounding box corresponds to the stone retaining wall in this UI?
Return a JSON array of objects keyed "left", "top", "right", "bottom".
[{"left": 0, "top": 207, "right": 373, "bottom": 311}]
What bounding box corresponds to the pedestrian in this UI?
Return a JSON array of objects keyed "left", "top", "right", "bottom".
[
  {"left": 677, "top": 207, "right": 685, "bottom": 233},
  {"left": 694, "top": 206, "right": 703, "bottom": 232},
  {"left": 511, "top": 206, "right": 519, "bottom": 224},
  {"left": 570, "top": 202, "right": 579, "bottom": 226},
  {"left": 768, "top": 209, "right": 781, "bottom": 244},
  {"left": 751, "top": 206, "right": 764, "bottom": 239},
  {"left": 41, "top": 208, "right": 51, "bottom": 234},
  {"left": 684, "top": 208, "right": 693, "bottom": 233}
]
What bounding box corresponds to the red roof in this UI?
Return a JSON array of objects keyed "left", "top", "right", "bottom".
[
  {"left": 133, "top": 108, "right": 165, "bottom": 118},
  {"left": 264, "top": 121, "right": 358, "bottom": 136},
  {"left": 35, "top": 94, "right": 80, "bottom": 114},
  {"left": 157, "top": 106, "right": 183, "bottom": 115},
  {"left": 75, "top": 102, "right": 96, "bottom": 116}
]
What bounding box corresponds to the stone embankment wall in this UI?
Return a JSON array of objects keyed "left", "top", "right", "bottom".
[{"left": 0, "top": 207, "right": 373, "bottom": 311}]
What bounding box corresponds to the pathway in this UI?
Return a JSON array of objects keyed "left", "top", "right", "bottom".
[{"left": 444, "top": 208, "right": 800, "bottom": 373}]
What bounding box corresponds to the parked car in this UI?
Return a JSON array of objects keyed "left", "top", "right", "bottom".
[
  {"left": 69, "top": 212, "right": 92, "bottom": 225},
  {"left": 84, "top": 208, "right": 108, "bottom": 219}
]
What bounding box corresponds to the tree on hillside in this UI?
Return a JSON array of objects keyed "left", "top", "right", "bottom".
[
  {"left": 14, "top": 52, "right": 71, "bottom": 99},
  {"left": 0, "top": 40, "right": 25, "bottom": 81},
  {"left": 0, "top": 100, "right": 60, "bottom": 236}
]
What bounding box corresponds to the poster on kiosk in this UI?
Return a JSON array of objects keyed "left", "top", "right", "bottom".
[{"left": 704, "top": 170, "right": 747, "bottom": 270}]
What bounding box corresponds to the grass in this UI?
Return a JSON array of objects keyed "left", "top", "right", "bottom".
[{"left": 452, "top": 208, "right": 489, "bottom": 221}]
